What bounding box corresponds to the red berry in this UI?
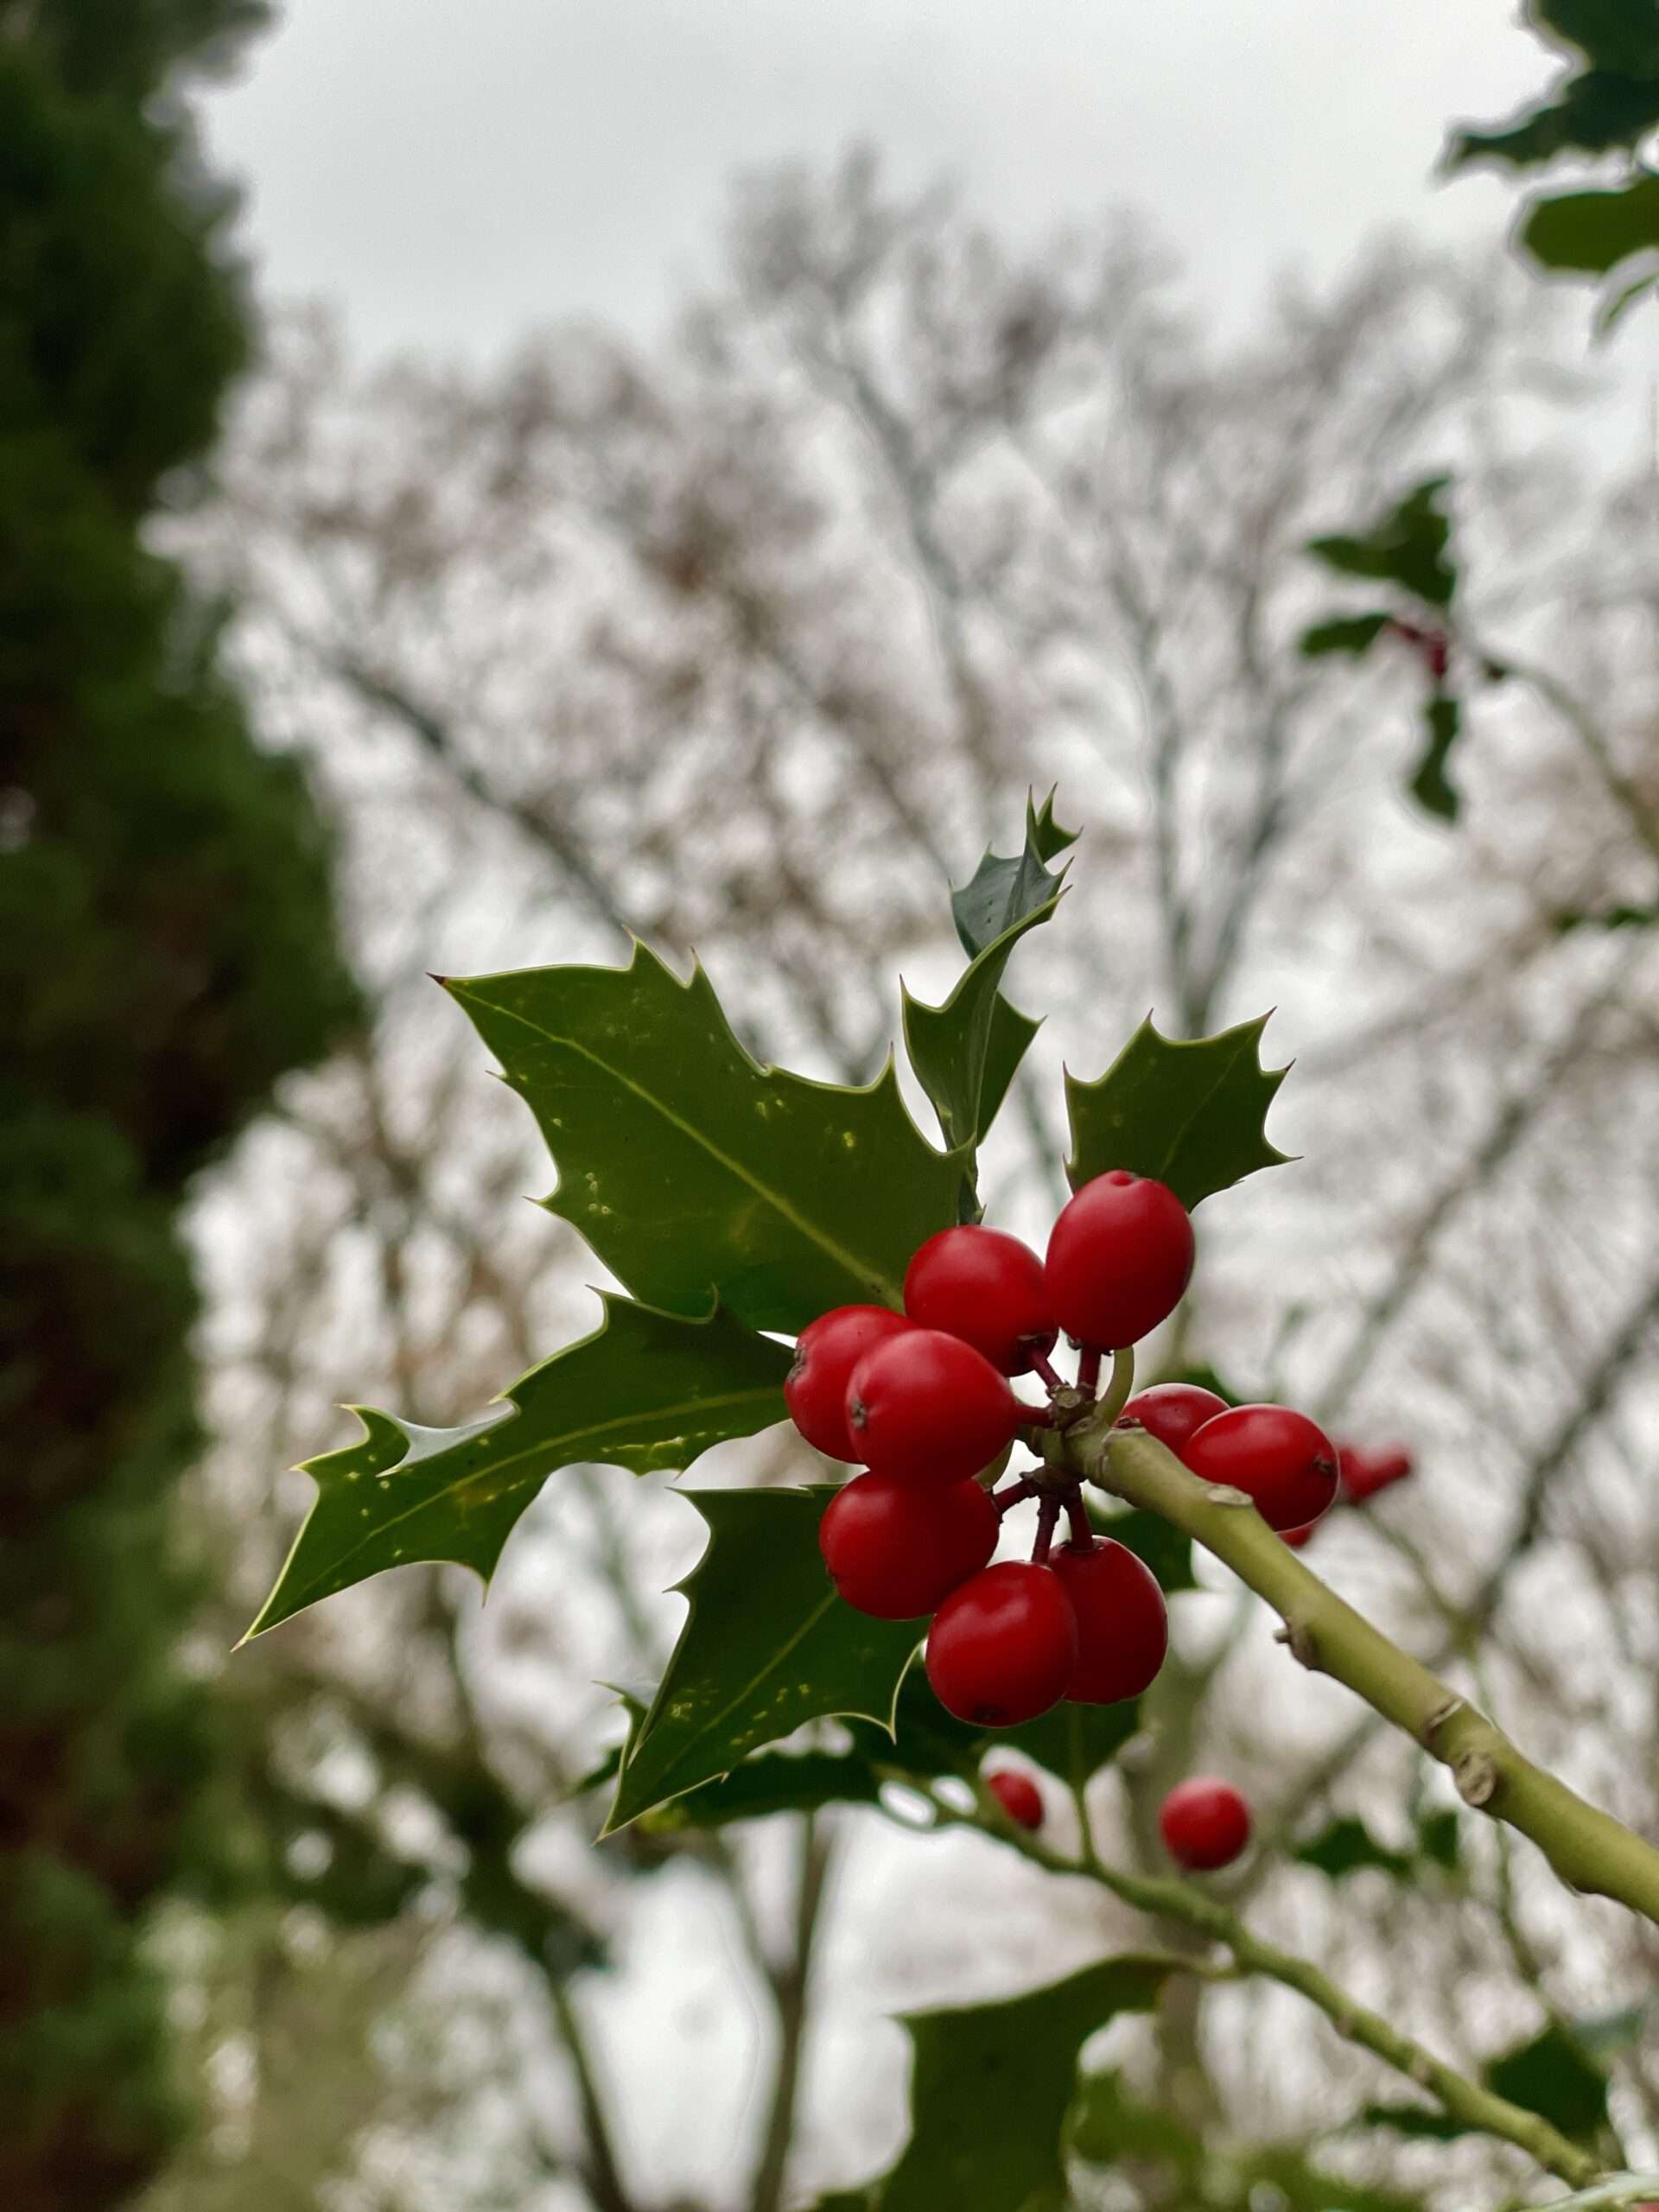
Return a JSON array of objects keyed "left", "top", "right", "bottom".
[
  {"left": 1116, "top": 1382, "right": 1228, "bottom": 1464},
  {"left": 1338, "top": 1441, "right": 1414, "bottom": 1506},
  {"left": 848, "top": 1328, "right": 1020, "bottom": 1488},
  {"left": 1160, "top": 1777, "right": 1252, "bottom": 1871},
  {"left": 904, "top": 1224, "right": 1057, "bottom": 1375},
  {"left": 1281, "top": 1522, "right": 1317, "bottom": 1549},
  {"left": 818, "top": 1472, "right": 997, "bottom": 1620},
  {"left": 1184, "top": 1404, "right": 1339, "bottom": 1533},
  {"left": 785, "top": 1305, "right": 912, "bottom": 1461},
  {"left": 1051, "top": 1538, "right": 1169, "bottom": 1704},
  {"left": 925, "top": 1562, "right": 1078, "bottom": 1726},
  {"left": 986, "top": 1767, "right": 1044, "bottom": 1829},
  {"left": 1044, "top": 1172, "right": 1194, "bottom": 1351}
]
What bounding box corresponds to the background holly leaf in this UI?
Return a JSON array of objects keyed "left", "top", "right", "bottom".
[
  {"left": 603, "top": 1490, "right": 918, "bottom": 1834},
  {"left": 1002, "top": 1698, "right": 1142, "bottom": 1792},
  {"left": 1410, "top": 692, "right": 1464, "bottom": 820},
  {"left": 448, "top": 943, "right": 963, "bottom": 1334},
  {"left": 639, "top": 1746, "right": 885, "bottom": 1830},
  {"left": 1298, "top": 609, "right": 1396, "bottom": 658},
  {"left": 1088, "top": 1503, "right": 1199, "bottom": 1594},
  {"left": 1306, "top": 477, "right": 1458, "bottom": 608},
  {"left": 245, "top": 1295, "right": 791, "bottom": 1637},
  {"left": 1522, "top": 175, "right": 1659, "bottom": 275},
  {"left": 875, "top": 1667, "right": 1142, "bottom": 1790},
  {"left": 1293, "top": 1816, "right": 1416, "bottom": 1882},
  {"left": 950, "top": 789, "right": 1078, "bottom": 957},
  {"left": 1484, "top": 2021, "right": 1611, "bottom": 2140},
  {"left": 873, "top": 1957, "right": 1174, "bottom": 2212},
  {"left": 1064, "top": 1014, "right": 1292, "bottom": 1208}
]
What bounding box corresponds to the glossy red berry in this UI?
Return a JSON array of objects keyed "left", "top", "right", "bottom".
[
  {"left": 986, "top": 1767, "right": 1044, "bottom": 1830},
  {"left": 848, "top": 1328, "right": 1020, "bottom": 1488},
  {"left": 1044, "top": 1172, "right": 1194, "bottom": 1351},
  {"left": 1051, "top": 1538, "right": 1169, "bottom": 1704},
  {"left": 1160, "top": 1777, "right": 1252, "bottom": 1871},
  {"left": 1184, "top": 1404, "right": 1339, "bottom": 1533},
  {"left": 1338, "top": 1441, "right": 1414, "bottom": 1505},
  {"left": 1281, "top": 1522, "right": 1316, "bottom": 1549},
  {"left": 1116, "top": 1382, "right": 1228, "bottom": 1464},
  {"left": 818, "top": 1472, "right": 998, "bottom": 1620},
  {"left": 785, "top": 1306, "right": 913, "bottom": 1461},
  {"left": 904, "top": 1224, "right": 1057, "bottom": 1375},
  {"left": 925, "top": 1562, "right": 1078, "bottom": 1726}
]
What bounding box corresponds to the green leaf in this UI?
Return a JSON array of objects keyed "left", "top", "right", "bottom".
[
  {"left": 641, "top": 1747, "right": 884, "bottom": 1830},
  {"left": 979, "top": 994, "right": 1043, "bottom": 1138},
  {"left": 875, "top": 1957, "right": 1174, "bottom": 2212},
  {"left": 1533, "top": 1, "right": 1659, "bottom": 80},
  {"left": 448, "top": 944, "right": 963, "bottom": 1334},
  {"left": 1068, "top": 2068, "right": 1203, "bottom": 2171},
  {"left": 1299, "top": 610, "right": 1396, "bottom": 658},
  {"left": 1447, "top": 70, "right": 1659, "bottom": 169},
  {"left": 245, "top": 1295, "right": 792, "bottom": 1638},
  {"left": 904, "top": 890, "right": 1060, "bottom": 1153},
  {"left": 1553, "top": 899, "right": 1659, "bottom": 934},
  {"left": 1522, "top": 174, "right": 1659, "bottom": 274},
  {"left": 602, "top": 1490, "right": 918, "bottom": 1834},
  {"left": 1416, "top": 1807, "right": 1462, "bottom": 1871},
  {"left": 1293, "top": 1816, "right": 1415, "bottom": 1882},
  {"left": 1306, "top": 478, "right": 1458, "bottom": 609},
  {"left": 1360, "top": 2103, "right": 1471, "bottom": 2144},
  {"left": 1409, "top": 693, "right": 1463, "bottom": 821},
  {"left": 1089, "top": 1502, "right": 1198, "bottom": 1594},
  {"left": 1064, "top": 1013, "right": 1292, "bottom": 1209},
  {"left": 1003, "top": 1698, "right": 1141, "bottom": 1791},
  {"left": 950, "top": 791, "right": 1078, "bottom": 959},
  {"left": 1484, "top": 2021, "right": 1610, "bottom": 2140}
]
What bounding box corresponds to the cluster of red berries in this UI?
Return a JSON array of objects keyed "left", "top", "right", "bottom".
[
  {"left": 986, "top": 1765, "right": 1253, "bottom": 1872},
  {"left": 786, "top": 1171, "right": 1195, "bottom": 1729},
  {"left": 1115, "top": 1382, "right": 1341, "bottom": 1542}
]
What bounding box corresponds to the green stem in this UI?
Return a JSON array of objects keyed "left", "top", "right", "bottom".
[
  {"left": 957, "top": 1783, "right": 1599, "bottom": 2190},
  {"left": 1077, "top": 1423, "right": 1659, "bottom": 1929}
]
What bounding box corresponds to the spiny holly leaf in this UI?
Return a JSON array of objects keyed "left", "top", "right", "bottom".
[
  {"left": 1299, "top": 610, "right": 1396, "bottom": 658},
  {"left": 1065, "top": 1014, "right": 1292, "bottom": 1209},
  {"left": 1306, "top": 478, "right": 1458, "bottom": 610},
  {"left": 448, "top": 944, "right": 964, "bottom": 1335},
  {"left": 950, "top": 789, "right": 1078, "bottom": 958},
  {"left": 874, "top": 1957, "right": 1174, "bottom": 2212},
  {"left": 1293, "top": 1816, "right": 1415, "bottom": 1882},
  {"left": 1484, "top": 2022, "right": 1611, "bottom": 2141},
  {"left": 245, "top": 1296, "right": 791, "bottom": 1638},
  {"left": 602, "top": 1490, "right": 917, "bottom": 1834},
  {"left": 904, "top": 889, "right": 1062, "bottom": 1155},
  {"left": 1410, "top": 692, "right": 1463, "bottom": 820}
]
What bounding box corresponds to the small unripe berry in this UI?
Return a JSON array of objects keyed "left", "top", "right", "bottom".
[
  {"left": 818, "top": 1472, "right": 997, "bottom": 1620},
  {"left": 904, "top": 1224, "right": 1057, "bottom": 1375},
  {"left": 785, "top": 1305, "right": 912, "bottom": 1461},
  {"left": 925, "top": 1562, "right": 1078, "bottom": 1726},
  {"left": 1338, "top": 1440, "right": 1414, "bottom": 1505},
  {"left": 1116, "top": 1382, "right": 1228, "bottom": 1463},
  {"left": 1184, "top": 1403, "right": 1339, "bottom": 1533},
  {"left": 848, "top": 1328, "right": 1020, "bottom": 1488},
  {"left": 1045, "top": 1172, "right": 1194, "bottom": 1351},
  {"left": 985, "top": 1766, "right": 1044, "bottom": 1830},
  {"left": 1160, "top": 1777, "right": 1252, "bottom": 1871},
  {"left": 1051, "top": 1538, "right": 1169, "bottom": 1704}
]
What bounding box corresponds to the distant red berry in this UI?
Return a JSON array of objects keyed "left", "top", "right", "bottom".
[
  {"left": 818, "top": 1472, "right": 998, "bottom": 1620},
  {"left": 1051, "top": 1538, "right": 1168, "bottom": 1704},
  {"left": 785, "top": 1305, "right": 912, "bottom": 1461},
  {"left": 1281, "top": 1522, "right": 1317, "bottom": 1549},
  {"left": 1116, "top": 1382, "right": 1228, "bottom": 1464},
  {"left": 925, "top": 1562, "right": 1078, "bottom": 1726},
  {"left": 1045, "top": 1172, "right": 1194, "bottom": 1351},
  {"left": 1160, "top": 1777, "right": 1252, "bottom": 1871},
  {"left": 848, "top": 1328, "right": 1020, "bottom": 1488},
  {"left": 986, "top": 1767, "right": 1044, "bottom": 1830},
  {"left": 1338, "top": 1441, "right": 1414, "bottom": 1506},
  {"left": 904, "top": 1224, "right": 1057, "bottom": 1375},
  {"left": 1184, "top": 1404, "right": 1339, "bottom": 1532}
]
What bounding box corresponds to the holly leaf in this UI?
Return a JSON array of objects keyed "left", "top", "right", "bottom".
[
  {"left": 245, "top": 1296, "right": 791, "bottom": 1638},
  {"left": 448, "top": 944, "right": 963, "bottom": 1335},
  {"left": 1416, "top": 1808, "right": 1462, "bottom": 1871},
  {"left": 1089, "top": 1503, "right": 1198, "bottom": 1594},
  {"left": 602, "top": 1490, "right": 918, "bottom": 1834},
  {"left": 1306, "top": 478, "right": 1458, "bottom": 609},
  {"left": 1530, "top": 1, "right": 1659, "bottom": 78},
  {"left": 1447, "top": 70, "right": 1659, "bottom": 169},
  {"left": 641, "top": 1746, "right": 884, "bottom": 1831},
  {"left": 1484, "top": 2022, "right": 1610, "bottom": 2140},
  {"left": 1521, "top": 175, "right": 1659, "bottom": 276},
  {"left": 1409, "top": 693, "right": 1463, "bottom": 820},
  {"left": 1299, "top": 610, "right": 1396, "bottom": 658},
  {"left": 1293, "top": 1816, "right": 1415, "bottom": 1882},
  {"left": 1064, "top": 1014, "right": 1292, "bottom": 1209},
  {"left": 1068, "top": 2068, "right": 1204, "bottom": 2171},
  {"left": 1003, "top": 1698, "right": 1141, "bottom": 1791},
  {"left": 950, "top": 789, "right": 1078, "bottom": 958},
  {"left": 874, "top": 1957, "right": 1174, "bottom": 2212},
  {"left": 906, "top": 798, "right": 1073, "bottom": 1163}
]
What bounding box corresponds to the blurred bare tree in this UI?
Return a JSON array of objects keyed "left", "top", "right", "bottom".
[{"left": 155, "top": 152, "right": 1659, "bottom": 2209}]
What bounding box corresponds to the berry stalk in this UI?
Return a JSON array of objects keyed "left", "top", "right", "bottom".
[{"left": 1075, "top": 1420, "right": 1659, "bottom": 1931}]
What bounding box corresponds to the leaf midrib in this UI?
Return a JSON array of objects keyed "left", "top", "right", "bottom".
[{"left": 471, "top": 989, "right": 906, "bottom": 1307}]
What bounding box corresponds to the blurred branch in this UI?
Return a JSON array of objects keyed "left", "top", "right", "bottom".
[{"left": 747, "top": 1815, "right": 836, "bottom": 2212}]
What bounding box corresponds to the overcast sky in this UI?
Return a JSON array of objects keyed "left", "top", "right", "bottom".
[{"left": 202, "top": 0, "right": 1558, "bottom": 361}]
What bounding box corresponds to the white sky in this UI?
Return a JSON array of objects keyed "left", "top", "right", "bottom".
[{"left": 203, "top": 0, "right": 1557, "bottom": 359}]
